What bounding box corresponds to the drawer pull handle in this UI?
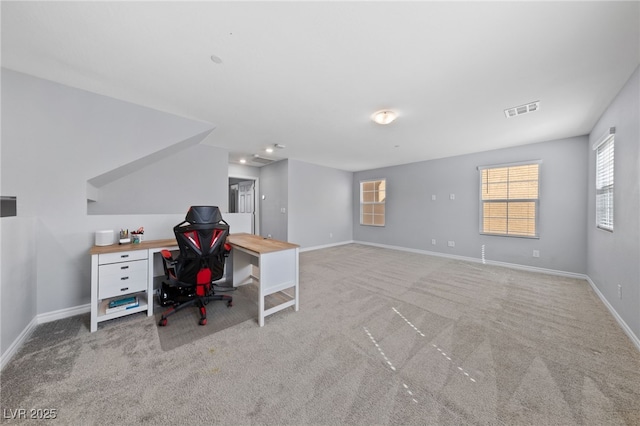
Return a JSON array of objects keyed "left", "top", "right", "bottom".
[
  {"left": 121, "top": 266, "right": 129, "bottom": 270},
  {"left": 120, "top": 287, "right": 129, "bottom": 292},
  {"left": 121, "top": 276, "right": 129, "bottom": 281},
  {"left": 121, "top": 254, "right": 129, "bottom": 258}
]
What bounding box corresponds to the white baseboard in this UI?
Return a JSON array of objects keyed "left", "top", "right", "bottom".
[
  {"left": 482, "top": 259, "right": 587, "bottom": 280},
  {"left": 0, "top": 316, "right": 38, "bottom": 371},
  {"left": 354, "top": 240, "right": 587, "bottom": 279},
  {"left": 36, "top": 303, "right": 90, "bottom": 325},
  {"left": 1, "top": 304, "right": 91, "bottom": 371},
  {"left": 300, "top": 240, "right": 354, "bottom": 253},
  {"left": 585, "top": 276, "right": 640, "bottom": 351}
]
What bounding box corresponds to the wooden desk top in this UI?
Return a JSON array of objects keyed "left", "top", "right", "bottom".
[
  {"left": 227, "top": 233, "right": 299, "bottom": 254},
  {"left": 90, "top": 234, "right": 298, "bottom": 255},
  {"left": 90, "top": 238, "right": 177, "bottom": 255}
]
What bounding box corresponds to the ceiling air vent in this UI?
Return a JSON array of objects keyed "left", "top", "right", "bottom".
[
  {"left": 251, "top": 156, "right": 273, "bottom": 165},
  {"left": 504, "top": 101, "right": 540, "bottom": 118}
]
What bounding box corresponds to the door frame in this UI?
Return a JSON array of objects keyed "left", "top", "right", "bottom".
[{"left": 228, "top": 175, "right": 259, "bottom": 235}]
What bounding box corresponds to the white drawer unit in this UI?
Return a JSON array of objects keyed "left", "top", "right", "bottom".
[
  {"left": 90, "top": 246, "right": 153, "bottom": 332},
  {"left": 90, "top": 238, "right": 179, "bottom": 332},
  {"left": 98, "top": 259, "right": 148, "bottom": 299}
]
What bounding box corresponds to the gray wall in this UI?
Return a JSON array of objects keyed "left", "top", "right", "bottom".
[
  {"left": 88, "top": 143, "right": 229, "bottom": 214},
  {"left": 259, "top": 160, "right": 288, "bottom": 241},
  {"left": 1, "top": 217, "right": 37, "bottom": 357},
  {"left": 587, "top": 66, "right": 640, "bottom": 340},
  {"left": 0, "top": 70, "right": 229, "bottom": 357},
  {"left": 354, "top": 136, "right": 589, "bottom": 274},
  {"left": 288, "top": 159, "right": 353, "bottom": 248}
]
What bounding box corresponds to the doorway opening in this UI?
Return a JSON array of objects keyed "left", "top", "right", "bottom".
[{"left": 228, "top": 177, "right": 258, "bottom": 235}]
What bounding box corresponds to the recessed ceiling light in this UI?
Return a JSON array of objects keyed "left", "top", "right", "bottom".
[
  {"left": 372, "top": 110, "right": 397, "bottom": 125},
  {"left": 239, "top": 158, "right": 246, "bottom": 164},
  {"left": 265, "top": 147, "right": 274, "bottom": 153},
  {"left": 210, "top": 54, "right": 223, "bottom": 64}
]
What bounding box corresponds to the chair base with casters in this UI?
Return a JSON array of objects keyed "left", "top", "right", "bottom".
[
  {"left": 158, "top": 260, "right": 233, "bottom": 326},
  {"left": 158, "top": 287, "right": 232, "bottom": 326}
]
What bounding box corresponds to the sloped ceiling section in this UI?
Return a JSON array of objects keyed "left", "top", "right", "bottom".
[{"left": 87, "top": 129, "right": 214, "bottom": 192}]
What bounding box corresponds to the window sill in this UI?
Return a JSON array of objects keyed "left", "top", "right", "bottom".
[{"left": 480, "top": 232, "right": 539, "bottom": 239}]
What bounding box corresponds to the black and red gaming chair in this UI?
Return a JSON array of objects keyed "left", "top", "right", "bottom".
[{"left": 158, "top": 206, "right": 233, "bottom": 326}]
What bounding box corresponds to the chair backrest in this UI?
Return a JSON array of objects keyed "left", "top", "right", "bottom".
[{"left": 173, "top": 206, "right": 229, "bottom": 285}]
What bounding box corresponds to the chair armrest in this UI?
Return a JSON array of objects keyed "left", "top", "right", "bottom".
[{"left": 160, "top": 249, "right": 178, "bottom": 279}]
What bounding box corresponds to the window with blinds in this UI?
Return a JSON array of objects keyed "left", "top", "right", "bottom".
[
  {"left": 479, "top": 162, "right": 540, "bottom": 238},
  {"left": 595, "top": 134, "right": 614, "bottom": 231},
  {"left": 360, "top": 179, "right": 386, "bottom": 226}
]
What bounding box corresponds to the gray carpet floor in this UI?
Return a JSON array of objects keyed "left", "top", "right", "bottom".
[
  {"left": 1, "top": 243, "right": 639, "bottom": 425},
  {"left": 155, "top": 284, "right": 255, "bottom": 351}
]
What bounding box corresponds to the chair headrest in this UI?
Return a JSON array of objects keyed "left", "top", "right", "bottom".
[{"left": 185, "top": 206, "right": 222, "bottom": 224}]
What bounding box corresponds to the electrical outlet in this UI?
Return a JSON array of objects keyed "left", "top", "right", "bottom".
[
  {"left": 450, "top": 193, "right": 455, "bottom": 200},
  {"left": 618, "top": 284, "right": 622, "bottom": 299},
  {"left": 533, "top": 250, "right": 540, "bottom": 258},
  {"left": 329, "top": 232, "right": 333, "bottom": 238},
  {"left": 431, "top": 239, "right": 436, "bottom": 245},
  {"left": 448, "top": 241, "right": 455, "bottom": 247},
  {"left": 431, "top": 194, "right": 436, "bottom": 201},
  {"left": 280, "top": 207, "right": 286, "bottom": 213}
]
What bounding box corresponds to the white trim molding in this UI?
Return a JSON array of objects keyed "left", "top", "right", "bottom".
[
  {"left": 300, "top": 240, "right": 354, "bottom": 253},
  {"left": 585, "top": 276, "right": 640, "bottom": 351},
  {"left": 37, "top": 303, "right": 90, "bottom": 325},
  {"left": 0, "top": 317, "right": 38, "bottom": 371},
  {"left": 354, "top": 240, "right": 586, "bottom": 279},
  {"left": 1, "top": 304, "right": 90, "bottom": 371}
]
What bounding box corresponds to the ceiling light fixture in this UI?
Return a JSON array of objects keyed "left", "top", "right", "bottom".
[
  {"left": 210, "top": 54, "right": 223, "bottom": 64},
  {"left": 239, "top": 158, "right": 246, "bottom": 164},
  {"left": 372, "top": 110, "right": 397, "bottom": 125},
  {"left": 265, "top": 143, "right": 285, "bottom": 153}
]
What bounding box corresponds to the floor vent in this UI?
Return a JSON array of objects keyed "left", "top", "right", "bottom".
[{"left": 504, "top": 101, "right": 540, "bottom": 118}]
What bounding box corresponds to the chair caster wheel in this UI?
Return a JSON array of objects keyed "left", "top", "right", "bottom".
[
  {"left": 159, "top": 318, "right": 168, "bottom": 327},
  {"left": 227, "top": 301, "right": 233, "bottom": 307},
  {"left": 199, "top": 318, "right": 207, "bottom": 326}
]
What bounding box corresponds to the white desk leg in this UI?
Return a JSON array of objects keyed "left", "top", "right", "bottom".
[
  {"left": 294, "top": 248, "right": 299, "bottom": 312},
  {"left": 147, "top": 249, "right": 154, "bottom": 316},
  {"left": 258, "top": 253, "right": 265, "bottom": 327},
  {"left": 90, "top": 254, "right": 99, "bottom": 332}
]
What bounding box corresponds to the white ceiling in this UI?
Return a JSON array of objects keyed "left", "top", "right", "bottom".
[{"left": 2, "top": 1, "right": 639, "bottom": 172}]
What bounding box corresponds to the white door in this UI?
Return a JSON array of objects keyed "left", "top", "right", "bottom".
[{"left": 239, "top": 181, "right": 255, "bottom": 232}]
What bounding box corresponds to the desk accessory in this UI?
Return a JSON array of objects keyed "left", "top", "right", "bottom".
[
  {"left": 131, "top": 227, "right": 144, "bottom": 244},
  {"left": 95, "top": 230, "right": 115, "bottom": 246},
  {"left": 119, "top": 229, "right": 130, "bottom": 244}
]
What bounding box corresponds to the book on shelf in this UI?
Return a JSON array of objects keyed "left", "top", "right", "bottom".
[
  {"left": 105, "top": 296, "right": 139, "bottom": 314},
  {"left": 108, "top": 295, "right": 137, "bottom": 308}
]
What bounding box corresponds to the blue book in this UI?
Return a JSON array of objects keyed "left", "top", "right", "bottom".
[
  {"left": 105, "top": 300, "right": 139, "bottom": 314},
  {"left": 109, "top": 296, "right": 137, "bottom": 308}
]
